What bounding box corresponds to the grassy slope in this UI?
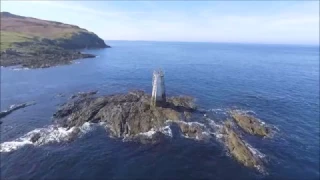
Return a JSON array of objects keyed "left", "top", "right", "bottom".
[
  {"left": 0, "top": 31, "right": 33, "bottom": 50},
  {"left": 0, "top": 30, "right": 91, "bottom": 51},
  {"left": 0, "top": 12, "right": 99, "bottom": 51}
]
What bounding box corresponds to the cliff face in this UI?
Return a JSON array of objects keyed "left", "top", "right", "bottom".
[
  {"left": 0, "top": 12, "right": 110, "bottom": 68},
  {"left": 54, "top": 32, "right": 109, "bottom": 49}
]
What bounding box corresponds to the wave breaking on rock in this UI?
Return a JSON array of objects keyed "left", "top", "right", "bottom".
[{"left": 0, "top": 122, "right": 100, "bottom": 153}]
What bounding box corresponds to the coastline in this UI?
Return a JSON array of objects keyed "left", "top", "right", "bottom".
[{"left": 0, "top": 47, "right": 106, "bottom": 69}]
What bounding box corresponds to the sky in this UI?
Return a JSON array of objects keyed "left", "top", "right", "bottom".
[{"left": 1, "top": 1, "right": 319, "bottom": 45}]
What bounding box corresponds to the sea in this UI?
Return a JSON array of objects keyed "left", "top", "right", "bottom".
[{"left": 1, "top": 41, "right": 319, "bottom": 179}]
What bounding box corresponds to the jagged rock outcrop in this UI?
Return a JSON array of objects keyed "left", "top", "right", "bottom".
[
  {"left": 53, "top": 90, "right": 197, "bottom": 139},
  {"left": 230, "top": 111, "right": 270, "bottom": 137},
  {"left": 222, "top": 120, "right": 264, "bottom": 171}
]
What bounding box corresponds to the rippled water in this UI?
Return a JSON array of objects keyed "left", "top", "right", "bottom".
[{"left": 1, "top": 41, "right": 319, "bottom": 179}]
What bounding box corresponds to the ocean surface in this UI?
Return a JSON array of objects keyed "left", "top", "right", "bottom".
[{"left": 1, "top": 41, "right": 319, "bottom": 179}]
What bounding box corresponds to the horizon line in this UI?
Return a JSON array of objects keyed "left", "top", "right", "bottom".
[{"left": 103, "top": 39, "right": 320, "bottom": 47}]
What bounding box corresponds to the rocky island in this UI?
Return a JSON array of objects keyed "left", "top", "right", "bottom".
[
  {"left": 52, "top": 90, "right": 199, "bottom": 142},
  {"left": 0, "top": 12, "right": 110, "bottom": 68},
  {"left": 0, "top": 69, "right": 274, "bottom": 173},
  {"left": 48, "top": 71, "right": 272, "bottom": 172},
  {"left": 49, "top": 89, "right": 270, "bottom": 172}
]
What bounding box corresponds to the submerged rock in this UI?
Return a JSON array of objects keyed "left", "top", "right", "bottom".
[
  {"left": 230, "top": 111, "right": 270, "bottom": 137},
  {"left": 0, "top": 102, "right": 36, "bottom": 119},
  {"left": 222, "top": 120, "right": 264, "bottom": 171},
  {"left": 53, "top": 90, "right": 196, "bottom": 139},
  {"left": 69, "top": 90, "right": 98, "bottom": 99}
]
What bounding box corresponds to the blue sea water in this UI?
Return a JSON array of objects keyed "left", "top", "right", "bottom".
[{"left": 0, "top": 41, "right": 319, "bottom": 179}]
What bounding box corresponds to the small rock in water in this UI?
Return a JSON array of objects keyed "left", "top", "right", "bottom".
[
  {"left": 0, "top": 101, "right": 36, "bottom": 119},
  {"left": 70, "top": 90, "right": 98, "bottom": 99},
  {"left": 230, "top": 110, "right": 270, "bottom": 137},
  {"left": 56, "top": 93, "right": 65, "bottom": 98}
]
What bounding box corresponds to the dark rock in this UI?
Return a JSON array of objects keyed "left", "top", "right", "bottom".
[
  {"left": 70, "top": 90, "right": 98, "bottom": 99},
  {"left": 30, "top": 133, "right": 41, "bottom": 143},
  {"left": 0, "top": 44, "right": 98, "bottom": 69},
  {"left": 0, "top": 102, "right": 36, "bottom": 119},
  {"left": 2, "top": 49, "right": 20, "bottom": 55},
  {"left": 41, "top": 38, "right": 55, "bottom": 46},
  {"left": 167, "top": 96, "right": 196, "bottom": 110}
]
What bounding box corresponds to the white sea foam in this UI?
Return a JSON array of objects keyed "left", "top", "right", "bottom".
[
  {"left": 160, "top": 126, "right": 172, "bottom": 137},
  {"left": 207, "top": 118, "right": 223, "bottom": 129},
  {"left": 207, "top": 108, "right": 228, "bottom": 115},
  {"left": 213, "top": 132, "right": 224, "bottom": 139},
  {"left": 208, "top": 108, "right": 223, "bottom": 112},
  {"left": 232, "top": 109, "right": 256, "bottom": 115},
  {"left": 165, "top": 120, "right": 214, "bottom": 140},
  {"left": 139, "top": 126, "right": 174, "bottom": 138},
  {"left": 165, "top": 120, "right": 206, "bottom": 128},
  {"left": 12, "top": 67, "right": 30, "bottom": 71},
  {"left": 244, "top": 141, "right": 266, "bottom": 158},
  {"left": 0, "top": 122, "right": 99, "bottom": 153},
  {"left": 205, "top": 118, "right": 225, "bottom": 140},
  {"left": 139, "top": 128, "right": 156, "bottom": 137}
]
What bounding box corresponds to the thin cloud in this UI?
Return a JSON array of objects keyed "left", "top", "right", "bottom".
[{"left": 28, "top": 1, "right": 144, "bottom": 18}]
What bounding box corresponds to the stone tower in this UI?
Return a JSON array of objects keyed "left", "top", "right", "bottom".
[{"left": 151, "top": 69, "right": 166, "bottom": 107}]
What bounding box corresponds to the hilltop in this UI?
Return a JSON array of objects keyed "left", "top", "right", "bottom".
[{"left": 0, "top": 12, "right": 110, "bottom": 68}]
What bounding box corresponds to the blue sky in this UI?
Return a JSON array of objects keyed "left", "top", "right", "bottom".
[{"left": 2, "top": 1, "right": 319, "bottom": 45}]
